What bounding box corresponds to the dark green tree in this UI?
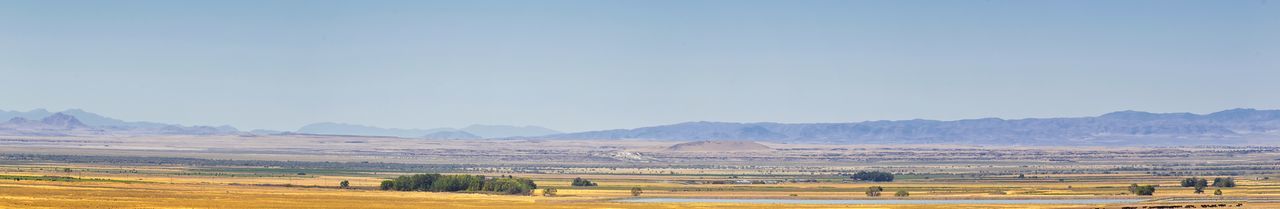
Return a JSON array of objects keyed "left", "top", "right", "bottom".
[
  {"left": 850, "top": 171, "right": 895, "bottom": 182},
  {"left": 482, "top": 178, "right": 537, "bottom": 195},
  {"left": 1133, "top": 185, "right": 1156, "bottom": 196},
  {"left": 571, "top": 177, "right": 598, "bottom": 187},
  {"left": 380, "top": 180, "right": 394, "bottom": 190},
  {"left": 1181, "top": 178, "right": 1199, "bottom": 187},
  {"left": 1194, "top": 178, "right": 1209, "bottom": 194},
  {"left": 340, "top": 180, "right": 350, "bottom": 189},
  {"left": 631, "top": 187, "right": 643, "bottom": 197},
  {"left": 1212, "top": 177, "right": 1236, "bottom": 188}
]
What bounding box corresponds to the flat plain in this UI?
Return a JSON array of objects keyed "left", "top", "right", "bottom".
[{"left": 0, "top": 134, "right": 1277, "bottom": 208}]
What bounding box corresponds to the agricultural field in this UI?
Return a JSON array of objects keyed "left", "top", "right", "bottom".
[{"left": 0, "top": 135, "right": 1278, "bottom": 208}]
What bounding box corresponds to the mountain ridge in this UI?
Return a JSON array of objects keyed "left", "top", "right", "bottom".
[
  {"left": 295, "top": 122, "right": 561, "bottom": 139},
  {"left": 0, "top": 109, "right": 239, "bottom": 135},
  {"left": 5, "top": 108, "right": 1279, "bottom": 145},
  {"left": 537, "top": 108, "right": 1280, "bottom": 145}
]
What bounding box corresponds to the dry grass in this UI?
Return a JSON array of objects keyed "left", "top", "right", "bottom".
[
  {"left": 0, "top": 135, "right": 1275, "bottom": 208},
  {"left": 1, "top": 164, "right": 1275, "bottom": 209},
  {"left": 0, "top": 179, "right": 1116, "bottom": 209}
]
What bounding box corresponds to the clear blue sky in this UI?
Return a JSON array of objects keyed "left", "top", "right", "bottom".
[{"left": 1, "top": 0, "right": 1277, "bottom": 132}]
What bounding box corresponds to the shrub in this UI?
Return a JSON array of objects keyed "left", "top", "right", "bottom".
[
  {"left": 1132, "top": 185, "right": 1156, "bottom": 196},
  {"left": 866, "top": 186, "right": 883, "bottom": 197},
  {"left": 894, "top": 190, "right": 909, "bottom": 197},
  {"left": 542, "top": 188, "right": 557, "bottom": 197}
]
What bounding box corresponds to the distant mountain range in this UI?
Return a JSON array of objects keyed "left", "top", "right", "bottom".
[
  {"left": 538, "top": 109, "right": 1280, "bottom": 145},
  {"left": 1, "top": 109, "right": 169, "bottom": 129},
  {"left": 1, "top": 109, "right": 561, "bottom": 138},
  {"left": 0, "top": 109, "right": 239, "bottom": 136},
  {"left": 5, "top": 108, "right": 1280, "bottom": 145},
  {"left": 422, "top": 131, "right": 481, "bottom": 140},
  {"left": 3, "top": 113, "right": 88, "bottom": 131},
  {"left": 295, "top": 122, "right": 560, "bottom": 139},
  {"left": 296, "top": 122, "right": 453, "bottom": 138}
]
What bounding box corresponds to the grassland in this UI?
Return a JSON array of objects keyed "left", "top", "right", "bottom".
[
  {"left": 0, "top": 162, "right": 1274, "bottom": 209},
  {"left": 0, "top": 134, "right": 1277, "bottom": 208}
]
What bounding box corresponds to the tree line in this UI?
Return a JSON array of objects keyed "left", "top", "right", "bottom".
[
  {"left": 379, "top": 174, "right": 537, "bottom": 195},
  {"left": 1181, "top": 177, "right": 1234, "bottom": 194},
  {"left": 1181, "top": 177, "right": 1235, "bottom": 188},
  {"left": 849, "top": 171, "right": 894, "bottom": 182}
]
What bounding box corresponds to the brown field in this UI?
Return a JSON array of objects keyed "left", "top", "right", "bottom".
[
  {"left": 0, "top": 178, "right": 1123, "bottom": 209},
  {"left": 1, "top": 134, "right": 1278, "bottom": 208}
]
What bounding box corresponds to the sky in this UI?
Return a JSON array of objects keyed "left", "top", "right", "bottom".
[{"left": 1, "top": 0, "right": 1277, "bottom": 132}]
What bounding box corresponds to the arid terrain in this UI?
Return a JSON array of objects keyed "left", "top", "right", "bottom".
[{"left": 1, "top": 134, "right": 1277, "bottom": 208}]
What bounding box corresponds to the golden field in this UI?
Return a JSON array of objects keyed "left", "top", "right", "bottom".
[
  {"left": 0, "top": 163, "right": 1275, "bottom": 209},
  {"left": 0, "top": 135, "right": 1276, "bottom": 208},
  {"left": 0, "top": 177, "right": 1127, "bottom": 209}
]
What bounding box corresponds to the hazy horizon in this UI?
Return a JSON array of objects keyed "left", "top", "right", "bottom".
[
  {"left": 3, "top": 106, "right": 1276, "bottom": 133},
  {"left": 3, "top": 0, "right": 1277, "bottom": 132}
]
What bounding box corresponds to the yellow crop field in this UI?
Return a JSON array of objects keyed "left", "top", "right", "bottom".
[
  {"left": 0, "top": 136, "right": 1275, "bottom": 208},
  {"left": 1, "top": 162, "right": 1275, "bottom": 209},
  {"left": 0, "top": 178, "right": 1110, "bottom": 209}
]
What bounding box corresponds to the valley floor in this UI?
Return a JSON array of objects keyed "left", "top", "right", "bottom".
[
  {"left": 0, "top": 134, "right": 1277, "bottom": 208},
  {"left": 6, "top": 178, "right": 1259, "bottom": 209}
]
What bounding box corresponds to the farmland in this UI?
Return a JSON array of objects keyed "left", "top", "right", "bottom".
[{"left": 0, "top": 134, "right": 1278, "bottom": 208}]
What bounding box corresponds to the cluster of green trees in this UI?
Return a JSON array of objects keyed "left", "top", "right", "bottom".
[
  {"left": 1128, "top": 184, "right": 1157, "bottom": 196},
  {"left": 1181, "top": 177, "right": 1206, "bottom": 187},
  {"left": 1182, "top": 178, "right": 1209, "bottom": 193},
  {"left": 1181, "top": 177, "right": 1235, "bottom": 194},
  {"left": 1181, "top": 177, "right": 1236, "bottom": 188},
  {"left": 571, "top": 177, "right": 598, "bottom": 186},
  {"left": 379, "top": 174, "right": 537, "bottom": 195},
  {"left": 850, "top": 171, "right": 894, "bottom": 182},
  {"left": 1212, "top": 177, "right": 1236, "bottom": 187}
]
